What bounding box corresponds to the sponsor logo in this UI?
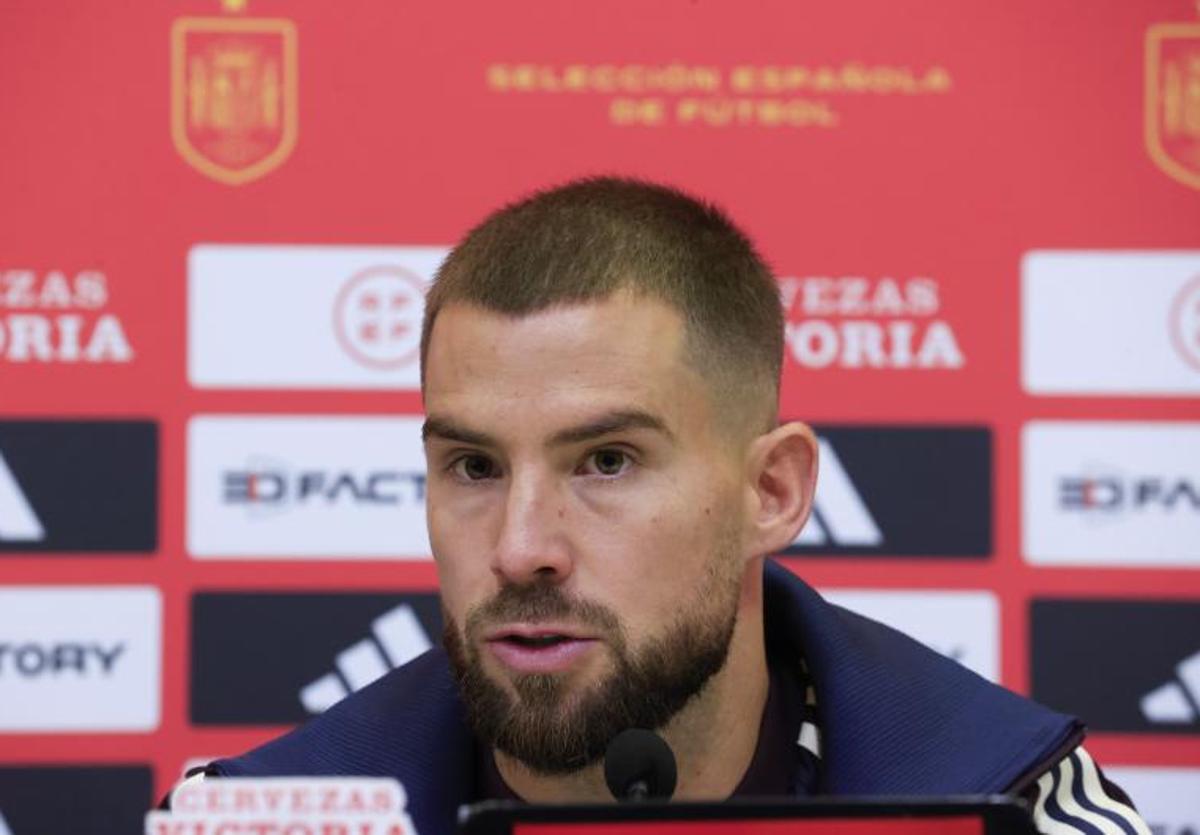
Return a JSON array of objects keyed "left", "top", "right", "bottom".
[
  {"left": 1023, "top": 422, "right": 1200, "bottom": 566},
  {"left": 821, "top": 589, "right": 998, "bottom": 681},
  {"left": 1145, "top": 22, "right": 1200, "bottom": 191},
  {"left": 149, "top": 777, "right": 417, "bottom": 835},
  {"left": 0, "top": 452, "right": 42, "bottom": 541},
  {"left": 188, "top": 245, "right": 447, "bottom": 389},
  {"left": 0, "top": 269, "right": 133, "bottom": 364},
  {"left": 188, "top": 416, "right": 430, "bottom": 558},
  {"left": 786, "top": 426, "right": 991, "bottom": 557},
  {"left": 191, "top": 592, "right": 441, "bottom": 724},
  {"left": 300, "top": 604, "right": 432, "bottom": 713},
  {"left": 0, "top": 587, "right": 160, "bottom": 731},
  {"left": 0, "top": 421, "right": 157, "bottom": 553},
  {"left": 170, "top": 1, "right": 298, "bottom": 186},
  {"left": 1022, "top": 251, "right": 1200, "bottom": 395},
  {"left": 1103, "top": 766, "right": 1200, "bottom": 835},
  {"left": 333, "top": 266, "right": 425, "bottom": 369},
  {"left": 1031, "top": 599, "right": 1200, "bottom": 734},
  {"left": 1059, "top": 475, "right": 1200, "bottom": 514},
  {"left": 793, "top": 438, "right": 881, "bottom": 547},
  {"left": 779, "top": 276, "right": 964, "bottom": 370},
  {"left": 1172, "top": 274, "right": 1200, "bottom": 370},
  {"left": 0, "top": 765, "right": 152, "bottom": 834},
  {"left": 1141, "top": 650, "right": 1200, "bottom": 724},
  {"left": 222, "top": 469, "right": 426, "bottom": 511}
]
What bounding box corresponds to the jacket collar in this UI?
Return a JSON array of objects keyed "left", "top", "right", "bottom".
[{"left": 762, "top": 560, "right": 1081, "bottom": 794}]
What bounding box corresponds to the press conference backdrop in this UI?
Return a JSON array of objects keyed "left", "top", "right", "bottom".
[{"left": 1, "top": 1, "right": 1198, "bottom": 832}]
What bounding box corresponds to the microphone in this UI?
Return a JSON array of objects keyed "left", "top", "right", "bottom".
[{"left": 603, "top": 728, "right": 677, "bottom": 802}]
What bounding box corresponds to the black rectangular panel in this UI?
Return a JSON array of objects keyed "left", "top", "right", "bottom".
[
  {"left": 191, "top": 591, "right": 443, "bottom": 725},
  {"left": 783, "top": 425, "right": 991, "bottom": 557},
  {"left": 0, "top": 420, "right": 157, "bottom": 553},
  {"left": 1031, "top": 599, "right": 1200, "bottom": 735},
  {"left": 0, "top": 765, "right": 152, "bottom": 835}
]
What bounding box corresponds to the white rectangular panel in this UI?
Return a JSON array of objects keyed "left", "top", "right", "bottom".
[{"left": 1023, "top": 421, "right": 1200, "bottom": 566}]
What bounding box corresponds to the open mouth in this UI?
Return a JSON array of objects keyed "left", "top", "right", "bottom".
[
  {"left": 501, "top": 634, "right": 573, "bottom": 648},
  {"left": 485, "top": 628, "right": 598, "bottom": 673}
]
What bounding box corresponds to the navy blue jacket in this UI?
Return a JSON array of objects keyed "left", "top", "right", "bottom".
[{"left": 209, "top": 562, "right": 1082, "bottom": 835}]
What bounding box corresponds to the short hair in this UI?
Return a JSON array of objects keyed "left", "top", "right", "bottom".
[{"left": 421, "top": 177, "right": 783, "bottom": 432}]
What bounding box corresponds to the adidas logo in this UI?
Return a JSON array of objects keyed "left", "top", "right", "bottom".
[
  {"left": 792, "top": 438, "right": 882, "bottom": 547},
  {"left": 0, "top": 451, "right": 43, "bottom": 541},
  {"left": 298, "top": 604, "right": 432, "bottom": 714},
  {"left": 1140, "top": 649, "right": 1200, "bottom": 724}
]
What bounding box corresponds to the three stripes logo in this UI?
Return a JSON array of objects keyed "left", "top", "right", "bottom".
[
  {"left": 1032, "top": 599, "right": 1200, "bottom": 734},
  {"left": 191, "top": 592, "right": 442, "bottom": 725},
  {"left": 793, "top": 438, "right": 882, "bottom": 547},
  {"left": 1141, "top": 650, "right": 1200, "bottom": 725},
  {"left": 0, "top": 452, "right": 43, "bottom": 542},
  {"left": 299, "top": 604, "right": 432, "bottom": 713},
  {"left": 786, "top": 426, "right": 991, "bottom": 557}
]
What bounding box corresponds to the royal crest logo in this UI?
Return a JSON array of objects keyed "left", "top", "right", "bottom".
[
  {"left": 1146, "top": 23, "right": 1200, "bottom": 190},
  {"left": 170, "top": 3, "right": 298, "bottom": 186}
]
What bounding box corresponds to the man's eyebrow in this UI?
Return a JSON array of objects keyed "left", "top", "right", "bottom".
[
  {"left": 421, "top": 410, "right": 674, "bottom": 448},
  {"left": 549, "top": 409, "right": 674, "bottom": 446},
  {"left": 422, "top": 417, "right": 497, "bottom": 447}
]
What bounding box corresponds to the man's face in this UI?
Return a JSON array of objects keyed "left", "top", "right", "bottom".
[{"left": 422, "top": 293, "right": 751, "bottom": 774}]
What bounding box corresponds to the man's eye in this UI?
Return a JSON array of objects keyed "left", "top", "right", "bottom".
[
  {"left": 451, "top": 455, "right": 497, "bottom": 481},
  {"left": 582, "top": 449, "right": 630, "bottom": 477}
]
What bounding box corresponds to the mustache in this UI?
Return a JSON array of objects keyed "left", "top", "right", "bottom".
[{"left": 463, "top": 582, "right": 623, "bottom": 640}]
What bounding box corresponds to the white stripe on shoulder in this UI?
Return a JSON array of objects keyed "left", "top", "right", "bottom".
[
  {"left": 797, "top": 721, "right": 821, "bottom": 758},
  {"left": 1051, "top": 755, "right": 1129, "bottom": 835},
  {"left": 169, "top": 769, "right": 207, "bottom": 809},
  {"left": 1074, "top": 748, "right": 1151, "bottom": 835},
  {"left": 1032, "top": 761, "right": 1086, "bottom": 835}
]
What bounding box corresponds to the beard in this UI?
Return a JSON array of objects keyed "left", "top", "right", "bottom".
[{"left": 442, "top": 552, "right": 742, "bottom": 776}]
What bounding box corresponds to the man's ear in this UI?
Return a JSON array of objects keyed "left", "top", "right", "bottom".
[{"left": 743, "top": 421, "right": 818, "bottom": 558}]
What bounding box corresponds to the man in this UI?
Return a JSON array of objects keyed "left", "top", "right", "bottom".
[{"left": 188, "top": 178, "right": 1148, "bottom": 835}]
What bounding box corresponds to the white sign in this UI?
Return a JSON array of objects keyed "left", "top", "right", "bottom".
[
  {"left": 1023, "top": 422, "right": 1200, "bottom": 566},
  {"left": 188, "top": 415, "right": 432, "bottom": 559},
  {"left": 1022, "top": 250, "right": 1200, "bottom": 395},
  {"left": 820, "top": 588, "right": 999, "bottom": 682},
  {"left": 0, "top": 586, "right": 160, "bottom": 732},
  {"left": 189, "top": 244, "right": 448, "bottom": 389},
  {"left": 1104, "top": 766, "right": 1200, "bottom": 835}
]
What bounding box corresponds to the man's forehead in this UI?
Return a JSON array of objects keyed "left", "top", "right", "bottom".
[
  {"left": 421, "top": 297, "right": 711, "bottom": 439},
  {"left": 424, "top": 298, "right": 688, "bottom": 389}
]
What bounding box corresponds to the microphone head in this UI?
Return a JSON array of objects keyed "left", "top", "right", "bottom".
[{"left": 603, "top": 728, "right": 677, "bottom": 801}]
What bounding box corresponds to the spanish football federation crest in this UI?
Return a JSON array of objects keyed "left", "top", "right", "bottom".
[
  {"left": 1146, "top": 23, "right": 1200, "bottom": 190},
  {"left": 171, "top": 12, "right": 298, "bottom": 186}
]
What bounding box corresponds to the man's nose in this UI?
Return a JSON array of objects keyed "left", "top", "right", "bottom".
[{"left": 491, "top": 471, "right": 573, "bottom": 585}]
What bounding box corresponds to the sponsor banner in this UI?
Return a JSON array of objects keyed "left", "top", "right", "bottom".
[
  {"left": 0, "top": 587, "right": 160, "bottom": 732},
  {"left": 1103, "top": 766, "right": 1200, "bottom": 835},
  {"left": 1022, "top": 251, "right": 1200, "bottom": 396},
  {"left": 1031, "top": 599, "right": 1200, "bottom": 734},
  {"left": 785, "top": 426, "right": 991, "bottom": 557},
  {"left": 0, "top": 765, "right": 152, "bottom": 835},
  {"left": 779, "top": 275, "right": 965, "bottom": 372},
  {"left": 187, "top": 415, "right": 430, "bottom": 559},
  {"left": 1022, "top": 421, "right": 1200, "bottom": 567},
  {"left": 191, "top": 592, "right": 441, "bottom": 724},
  {"left": 821, "top": 589, "right": 998, "bottom": 682},
  {"left": 148, "top": 777, "right": 416, "bottom": 835},
  {"left": 0, "top": 421, "right": 157, "bottom": 553},
  {"left": 0, "top": 268, "right": 134, "bottom": 364},
  {"left": 188, "top": 244, "right": 448, "bottom": 389}
]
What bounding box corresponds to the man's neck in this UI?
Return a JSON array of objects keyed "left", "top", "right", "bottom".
[{"left": 493, "top": 599, "right": 770, "bottom": 803}]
